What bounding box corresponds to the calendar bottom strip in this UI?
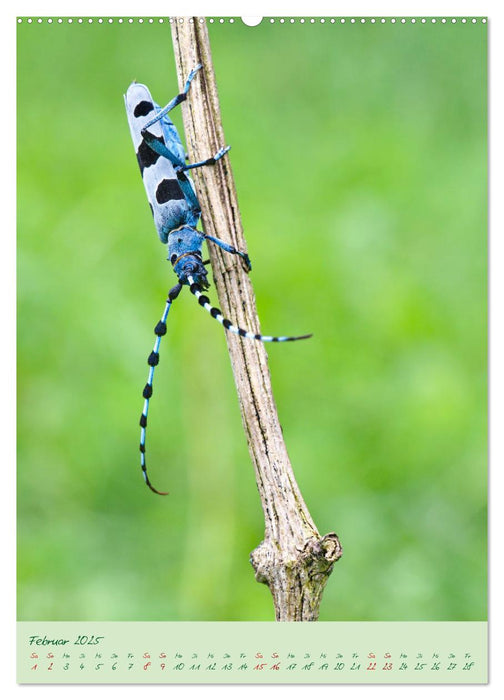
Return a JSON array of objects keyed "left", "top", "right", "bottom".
[{"left": 17, "top": 620, "right": 487, "bottom": 684}]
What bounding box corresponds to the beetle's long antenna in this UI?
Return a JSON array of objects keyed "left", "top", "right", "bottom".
[
  {"left": 187, "top": 276, "right": 312, "bottom": 343},
  {"left": 139, "top": 291, "right": 178, "bottom": 495}
]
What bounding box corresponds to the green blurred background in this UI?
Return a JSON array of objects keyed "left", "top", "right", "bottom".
[{"left": 17, "top": 18, "right": 487, "bottom": 621}]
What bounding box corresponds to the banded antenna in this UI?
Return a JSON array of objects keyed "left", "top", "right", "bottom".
[
  {"left": 139, "top": 294, "right": 174, "bottom": 495},
  {"left": 188, "top": 276, "right": 312, "bottom": 343}
]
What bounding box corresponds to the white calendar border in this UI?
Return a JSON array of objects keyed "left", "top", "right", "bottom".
[{"left": 4, "top": 0, "right": 502, "bottom": 697}]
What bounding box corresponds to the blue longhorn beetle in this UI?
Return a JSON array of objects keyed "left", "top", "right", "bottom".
[{"left": 125, "top": 65, "right": 311, "bottom": 494}]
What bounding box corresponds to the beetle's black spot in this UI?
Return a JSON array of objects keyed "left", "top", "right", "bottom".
[
  {"left": 170, "top": 254, "right": 177, "bottom": 264},
  {"left": 156, "top": 178, "right": 185, "bottom": 203},
  {"left": 143, "top": 384, "right": 153, "bottom": 399},
  {"left": 148, "top": 351, "right": 159, "bottom": 366},
  {"left": 140, "top": 414, "right": 147, "bottom": 428},
  {"left": 154, "top": 321, "right": 167, "bottom": 336},
  {"left": 134, "top": 100, "right": 154, "bottom": 117},
  {"left": 136, "top": 137, "right": 163, "bottom": 174}
]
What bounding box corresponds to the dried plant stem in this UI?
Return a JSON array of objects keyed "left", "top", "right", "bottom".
[{"left": 171, "top": 17, "right": 342, "bottom": 621}]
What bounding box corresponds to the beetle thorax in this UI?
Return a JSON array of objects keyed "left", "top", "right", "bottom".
[{"left": 168, "top": 226, "right": 208, "bottom": 288}]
